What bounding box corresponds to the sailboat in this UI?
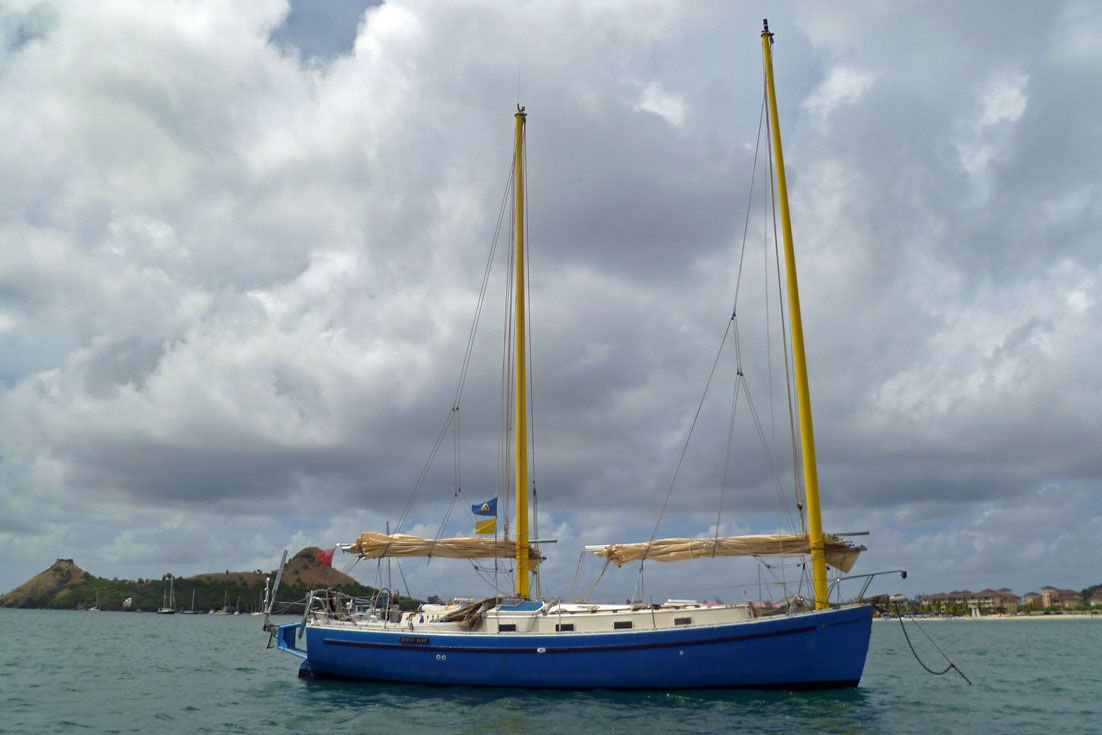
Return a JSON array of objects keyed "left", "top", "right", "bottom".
[
  {"left": 157, "top": 576, "right": 176, "bottom": 614},
  {"left": 250, "top": 585, "right": 265, "bottom": 616},
  {"left": 212, "top": 590, "right": 230, "bottom": 614},
  {"left": 269, "top": 22, "right": 882, "bottom": 688},
  {"left": 181, "top": 588, "right": 197, "bottom": 614}
]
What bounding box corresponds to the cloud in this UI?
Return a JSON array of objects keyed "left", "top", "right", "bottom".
[
  {"left": 633, "top": 81, "right": 688, "bottom": 128},
  {"left": 801, "top": 66, "right": 876, "bottom": 130},
  {"left": 0, "top": 2, "right": 1100, "bottom": 605},
  {"left": 955, "top": 70, "right": 1030, "bottom": 196}
]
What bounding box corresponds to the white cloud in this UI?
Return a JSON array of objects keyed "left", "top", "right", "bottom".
[
  {"left": 801, "top": 66, "right": 876, "bottom": 130},
  {"left": 633, "top": 80, "right": 688, "bottom": 128},
  {"left": 1, "top": 2, "right": 1100, "bottom": 605},
  {"left": 955, "top": 70, "right": 1029, "bottom": 195}
]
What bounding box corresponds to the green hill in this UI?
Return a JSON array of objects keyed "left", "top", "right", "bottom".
[{"left": 0, "top": 548, "right": 407, "bottom": 611}]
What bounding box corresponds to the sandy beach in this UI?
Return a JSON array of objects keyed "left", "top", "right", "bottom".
[{"left": 876, "top": 612, "right": 1102, "bottom": 621}]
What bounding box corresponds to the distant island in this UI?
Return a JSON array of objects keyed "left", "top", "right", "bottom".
[
  {"left": 0, "top": 547, "right": 410, "bottom": 612},
  {"left": 6, "top": 556, "right": 1099, "bottom": 618}
]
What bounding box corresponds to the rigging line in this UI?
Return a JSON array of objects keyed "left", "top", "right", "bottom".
[
  {"left": 501, "top": 192, "right": 516, "bottom": 542},
  {"left": 469, "top": 558, "right": 507, "bottom": 595},
  {"left": 449, "top": 152, "right": 513, "bottom": 511},
  {"left": 644, "top": 317, "right": 736, "bottom": 551},
  {"left": 394, "top": 557, "right": 412, "bottom": 601},
  {"left": 575, "top": 557, "right": 613, "bottom": 601},
  {"left": 393, "top": 409, "right": 456, "bottom": 535},
  {"left": 762, "top": 111, "right": 777, "bottom": 453},
  {"left": 711, "top": 83, "right": 792, "bottom": 549},
  {"left": 452, "top": 376, "right": 461, "bottom": 534},
  {"left": 740, "top": 373, "right": 800, "bottom": 534},
  {"left": 428, "top": 485, "right": 463, "bottom": 563},
  {"left": 895, "top": 609, "right": 973, "bottom": 685},
  {"left": 714, "top": 363, "right": 742, "bottom": 546},
  {"left": 752, "top": 552, "right": 800, "bottom": 599},
  {"left": 568, "top": 550, "right": 586, "bottom": 599},
  {"left": 519, "top": 126, "right": 540, "bottom": 570},
  {"left": 394, "top": 153, "right": 514, "bottom": 537},
  {"left": 731, "top": 77, "right": 771, "bottom": 318},
  {"left": 762, "top": 79, "right": 805, "bottom": 532},
  {"left": 454, "top": 156, "right": 515, "bottom": 409},
  {"left": 523, "top": 131, "right": 541, "bottom": 565},
  {"left": 454, "top": 406, "right": 461, "bottom": 501}
]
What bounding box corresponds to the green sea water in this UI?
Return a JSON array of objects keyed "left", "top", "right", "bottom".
[{"left": 1, "top": 609, "right": 1097, "bottom": 734}]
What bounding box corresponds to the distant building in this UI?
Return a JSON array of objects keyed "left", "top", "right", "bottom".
[
  {"left": 969, "top": 588, "right": 1019, "bottom": 614},
  {"left": 920, "top": 588, "right": 1018, "bottom": 615},
  {"left": 1089, "top": 590, "right": 1102, "bottom": 608},
  {"left": 1023, "top": 592, "right": 1042, "bottom": 609},
  {"left": 919, "top": 590, "right": 972, "bottom": 612},
  {"left": 1041, "top": 586, "right": 1081, "bottom": 609},
  {"left": 995, "top": 588, "right": 1020, "bottom": 614}
]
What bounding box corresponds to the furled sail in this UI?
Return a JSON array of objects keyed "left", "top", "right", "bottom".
[
  {"left": 586, "top": 534, "right": 863, "bottom": 573},
  {"left": 347, "top": 532, "right": 543, "bottom": 566}
]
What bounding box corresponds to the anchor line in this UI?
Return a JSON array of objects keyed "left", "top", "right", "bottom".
[{"left": 894, "top": 607, "right": 972, "bottom": 685}]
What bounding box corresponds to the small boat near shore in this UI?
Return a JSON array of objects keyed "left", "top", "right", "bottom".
[{"left": 157, "top": 576, "right": 176, "bottom": 615}]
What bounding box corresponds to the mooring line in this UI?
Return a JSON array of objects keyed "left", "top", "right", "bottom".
[{"left": 894, "top": 607, "right": 972, "bottom": 685}]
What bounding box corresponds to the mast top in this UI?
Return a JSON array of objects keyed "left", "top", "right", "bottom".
[{"left": 762, "top": 19, "right": 774, "bottom": 45}]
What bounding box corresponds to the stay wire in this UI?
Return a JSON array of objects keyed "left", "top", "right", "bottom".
[
  {"left": 523, "top": 129, "right": 541, "bottom": 595},
  {"left": 647, "top": 76, "right": 784, "bottom": 558},
  {"left": 643, "top": 317, "right": 735, "bottom": 551},
  {"left": 393, "top": 155, "right": 514, "bottom": 538},
  {"left": 761, "top": 69, "right": 805, "bottom": 532},
  {"left": 711, "top": 83, "right": 799, "bottom": 550}
]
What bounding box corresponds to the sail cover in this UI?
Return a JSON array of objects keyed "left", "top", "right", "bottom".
[
  {"left": 588, "top": 534, "right": 863, "bottom": 573},
  {"left": 347, "top": 532, "right": 543, "bottom": 566}
]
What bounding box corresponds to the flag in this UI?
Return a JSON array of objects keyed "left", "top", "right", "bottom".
[
  {"left": 475, "top": 518, "right": 497, "bottom": 535},
  {"left": 472, "top": 498, "right": 497, "bottom": 516},
  {"left": 316, "top": 548, "right": 335, "bottom": 566}
]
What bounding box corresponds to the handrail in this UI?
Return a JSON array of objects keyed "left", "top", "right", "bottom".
[{"left": 829, "top": 569, "right": 908, "bottom": 603}]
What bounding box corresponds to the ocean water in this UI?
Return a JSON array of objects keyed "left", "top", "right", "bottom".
[{"left": 0, "top": 609, "right": 1097, "bottom": 734}]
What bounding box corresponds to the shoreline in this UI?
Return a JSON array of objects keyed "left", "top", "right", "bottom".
[{"left": 875, "top": 612, "right": 1102, "bottom": 621}]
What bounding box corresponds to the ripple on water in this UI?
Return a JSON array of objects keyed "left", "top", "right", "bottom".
[{"left": 1, "top": 611, "right": 1099, "bottom": 735}]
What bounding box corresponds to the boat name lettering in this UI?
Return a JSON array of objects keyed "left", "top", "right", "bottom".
[{"left": 400, "top": 636, "right": 430, "bottom": 645}]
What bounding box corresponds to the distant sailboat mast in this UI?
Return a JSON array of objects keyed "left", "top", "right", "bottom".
[{"left": 761, "top": 20, "right": 829, "bottom": 609}]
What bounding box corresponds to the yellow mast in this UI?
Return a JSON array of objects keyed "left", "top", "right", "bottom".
[
  {"left": 761, "top": 21, "right": 829, "bottom": 609},
  {"left": 512, "top": 107, "right": 531, "bottom": 599}
]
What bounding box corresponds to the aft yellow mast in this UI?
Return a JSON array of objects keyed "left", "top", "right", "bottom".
[
  {"left": 761, "top": 21, "right": 829, "bottom": 609},
  {"left": 513, "top": 107, "right": 531, "bottom": 599}
]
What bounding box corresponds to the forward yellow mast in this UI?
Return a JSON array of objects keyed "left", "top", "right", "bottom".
[
  {"left": 761, "top": 21, "right": 829, "bottom": 609},
  {"left": 512, "top": 107, "right": 531, "bottom": 599}
]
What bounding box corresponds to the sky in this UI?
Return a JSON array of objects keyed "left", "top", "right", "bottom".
[{"left": 1, "top": 0, "right": 1100, "bottom": 605}]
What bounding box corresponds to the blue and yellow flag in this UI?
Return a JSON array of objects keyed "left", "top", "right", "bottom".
[
  {"left": 472, "top": 498, "right": 497, "bottom": 516},
  {"left": 475, "top": 517, "right": 497, "bottom": 535}
]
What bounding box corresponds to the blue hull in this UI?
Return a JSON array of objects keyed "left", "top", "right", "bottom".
[{"left": 278, "top": 605, "right": 872, "bottom": 689}]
